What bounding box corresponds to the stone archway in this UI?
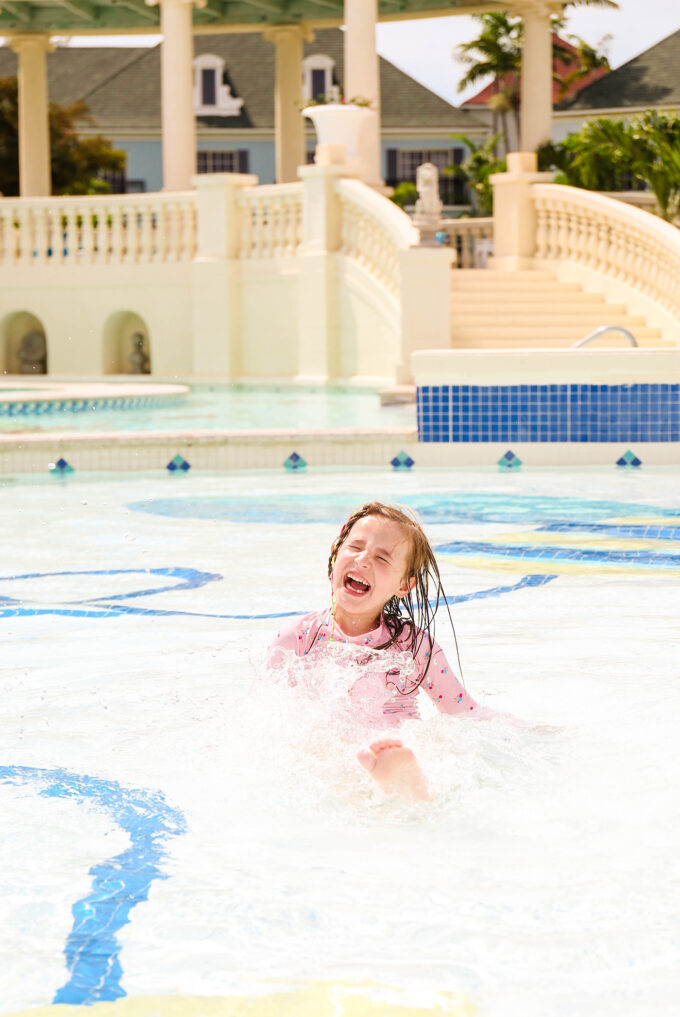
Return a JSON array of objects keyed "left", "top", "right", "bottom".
[
  {"left": 0, "top": 310, "right": 48, "bottom": 374},
  {"left": 102, "top": 311, "right": 152, "bottom": 375}
]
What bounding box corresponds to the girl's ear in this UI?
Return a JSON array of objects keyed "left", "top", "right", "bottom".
[{"left": 397, "top": 575, "right": 416, "bottom": 598}]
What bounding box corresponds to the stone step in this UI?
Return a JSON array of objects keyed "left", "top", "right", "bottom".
[
  {"left": 452, "top": 268, "right": 559, "bottom": 281},
  {"left": 451, "top": 309, "right": 646, "bottom": 325},
  {"left": 451, "top": 290, "right": 610, "bottom": 305},
  {"left": 450, "top": 335, "right": 672, "bottom": 349},
  {"left": 451, "top": 323, "right": 663, "bottom": 341}
]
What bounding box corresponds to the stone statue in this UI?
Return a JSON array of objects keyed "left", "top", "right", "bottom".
[
  {"left": 413, "top": 162, "right": 443, "bottom": 246},
  {"left": 17, "top": 329, "right": 47, "bottom": 374},
  {"left": 128, "top": 333, "right": 150, "bottom": 374}
]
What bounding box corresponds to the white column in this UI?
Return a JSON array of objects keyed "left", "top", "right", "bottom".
[
  {"left": 344, "top": 0, "right": 382, "bottom": 186},
  {"left": 518, "top": 3, "right": 553, "bottom": 152},
  {"left": 158, "top": 0, "right": 196, "bottom": 191},
  {"left": 265, "top": 26, "right": 305, "bottom": 184},
  {"left": 10, "top": 35, "right": 53, "bottom": 197}
]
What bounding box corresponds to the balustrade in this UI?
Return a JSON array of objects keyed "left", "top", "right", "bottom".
[
  {"left": 533, "top": 184, "right": 680, "bottom": 320},
  {"left": 0, "top": 193, "right": 197, "bottom": 266},
  {"left": 435, "top": 217, "right": 494, "bottom": 268},
  {"left": 336, "top": 178, "right": 418, "bottom": 296},
  {"left": 237, "top": 184, "right": 303, "bottom": 259}
]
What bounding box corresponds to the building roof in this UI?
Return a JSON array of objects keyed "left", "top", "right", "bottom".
[
  {"left": 462, "top": 33, "right": 609, "bottom": 107},
  {"left": 0, "top": 29, "right": 484, "bottom": 133},
  {"left": 559, "top": 29, "right": 680, "bottom": 111}
]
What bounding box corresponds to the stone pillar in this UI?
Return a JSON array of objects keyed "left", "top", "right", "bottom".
[
  {"left": 489, "top": 151, "right": 554, "bottom": 269},
  {"left": 297, "top": 163, "right": 346, "bottom": 380},
  {"left": 343, "top": 0, "right": 382, "bottom": 186},
  {"left": 10, "top": 35, "right": 53, "bottom": 197},
  {"left": 396, "top": 247, "right": 455, "bottom": 384},
  {"left": 191, "top": 171, "right": 258, "bottom": 377},
  {"left": 518, "top": 3, "right": 553, "bottom": 152},
  {"left": 157, "top": 0, "right": 196, "bottom": 191},
  {"left": 265, "top": 26, "right": 305, "bottom": 184}
]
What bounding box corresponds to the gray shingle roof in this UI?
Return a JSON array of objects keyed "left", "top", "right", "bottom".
[
  {"left": 0, "top": 29, "right": 482, "bottom": 132},
  {"left": 559, "top": 29, "right": 680, "bottom": 111}
]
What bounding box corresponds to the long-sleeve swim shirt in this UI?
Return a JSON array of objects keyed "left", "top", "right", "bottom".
[{"left": 267, "top": 608, "right": 484, "bottom": 727}]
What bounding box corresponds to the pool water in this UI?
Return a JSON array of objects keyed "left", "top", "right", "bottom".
[
  {"left": 0, "top": 383, "right": 415, "bottom": 433},
  {"left": 0, "top": 466, "right": 678, "bottom": 1016}
]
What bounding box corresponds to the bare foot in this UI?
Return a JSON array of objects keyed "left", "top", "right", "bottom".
[{"left": 357, "top": 738, "right": 432, "bottom": 802}]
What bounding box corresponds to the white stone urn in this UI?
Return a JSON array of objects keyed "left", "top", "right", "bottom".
[{"left": 302, "top": 103, "right": 376, "bottom": 180}]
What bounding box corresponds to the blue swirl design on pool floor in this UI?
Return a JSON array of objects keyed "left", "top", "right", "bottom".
[
  {"left": 435, "top": 541, "right": 680, "bottom": 570},
  {"left": 0, "top": 568, "right": 557, "bottom": 619},
  {"left": 126, "top": 492, "right": 680, "bottom": 526},
  {"left": 0, "top": 765, "right": 186, "bottom": 1004}
]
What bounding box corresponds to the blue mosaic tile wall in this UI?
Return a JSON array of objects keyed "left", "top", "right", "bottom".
[{"left": 417, "top": 384, "right": 680, "bottom": 443}]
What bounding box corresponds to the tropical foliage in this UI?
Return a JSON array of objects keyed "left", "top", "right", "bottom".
[
  {"left": 0, "top": 77, "right": 125, "bottom": 196},
  {"left": 446, "top": 134, "right": 506, "bottom": 216},
  {"left": 538, "top": 112, "right": 680, "bottom": 221}
]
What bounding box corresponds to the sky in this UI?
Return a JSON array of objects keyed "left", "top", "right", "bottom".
[{"left": 56, "top": 0, "right": 680, "bottom": 108}]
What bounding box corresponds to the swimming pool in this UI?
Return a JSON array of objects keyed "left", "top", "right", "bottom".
[
  {"left": 0, "top": 382, "right": 415, "bottom": 433},
  {"left": 1, "top": 466, "right": 679, "bottom": 1016}
]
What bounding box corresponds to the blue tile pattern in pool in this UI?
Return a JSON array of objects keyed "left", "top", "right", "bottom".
[
  {"left": 416, "top": 384, "right": 680, "bottom": 443},
  {"left": 0, "top": 765, "right": 186, "bottom": 1005},
  {"left": 0, "top": 395, "right": 178, "bottom": 417}
]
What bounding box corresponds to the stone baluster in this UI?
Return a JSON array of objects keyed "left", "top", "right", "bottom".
[
  {"left": 81, "top": 205, "right": 96, "bottom": 263},
  {"left": 185, "top": 200, "right": 197, "bottom": 259},
  {"left": 18, "top": 207, "right": 32, "bottom": 266},
  {"left": 109, "top": 203, "right": 124, "bottom": 263},
  {"left": 167, "top": 201, "right": 182, "bottom": 262},
  {"left": 595, "top": 218, "right": 609, "bottom": 273},
  {"left": 32, "top": 205, "right": 49, "bottom": 264},
  {"left": 140, "top": 202, "right": 154, "bottom": 262},
  {"left": 535, "top": 200, "right": 548, "bottom": 260}
]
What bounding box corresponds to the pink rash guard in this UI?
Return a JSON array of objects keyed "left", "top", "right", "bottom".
[{"left": 267, "top": 608, "right": 484, "bottom": 728}]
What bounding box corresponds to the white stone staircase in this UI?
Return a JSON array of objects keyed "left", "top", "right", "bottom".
[{"left": 450, "top": 269, "right": 672, "bottom": 349}]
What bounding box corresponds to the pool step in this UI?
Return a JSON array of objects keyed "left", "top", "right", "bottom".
[{"left": 450, "top": 269, "right": 669, "bottom": 348}]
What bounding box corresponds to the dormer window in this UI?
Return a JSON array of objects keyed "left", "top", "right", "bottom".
[
  {"left": 201, "top": 68, "right": 216, "bottom": 107},
  {"left": 193, "top": 54, "right": 244, "bottom": 117},
  {"left": 302, "top": 54, "right": 336, "bottom": 104}
]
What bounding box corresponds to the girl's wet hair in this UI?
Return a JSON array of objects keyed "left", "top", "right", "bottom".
[{"left": 328, "top": 501, "right": 463, "bottom": 690}]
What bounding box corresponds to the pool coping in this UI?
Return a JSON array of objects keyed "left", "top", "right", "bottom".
[{"left": 0, "top": 425, "right": 678, "bottom": 472}]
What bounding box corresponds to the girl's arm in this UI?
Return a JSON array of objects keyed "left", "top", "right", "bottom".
[
  {"left": 266, "top": 610, "right": 322, "bottom": 669},
  {"left": 419, "top": 639, "right": 492, "bottom": 718}
]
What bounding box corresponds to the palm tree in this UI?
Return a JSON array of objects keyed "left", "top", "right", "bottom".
[
  {"left": 455, "top": 13, "right": 522, "bottom": 146},
  {"left": 455, "top": 2, "right": 619, "bottom": 149}
]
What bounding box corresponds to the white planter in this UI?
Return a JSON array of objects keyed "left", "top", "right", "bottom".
[{"left": 302, "top": 104, "right": 376, "bottom": 179}]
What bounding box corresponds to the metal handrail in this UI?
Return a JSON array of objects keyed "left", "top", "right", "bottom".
[{"left": 571, "top": 326, "right": 638, "bottom": 349}]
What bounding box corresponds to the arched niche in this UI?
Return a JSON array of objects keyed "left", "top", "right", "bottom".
[
  {"left": 0, "top": 311, "right": 48, "bottom": 375},
  {"left": 102, "top": 311, "right": 152, "bottom": 375}
]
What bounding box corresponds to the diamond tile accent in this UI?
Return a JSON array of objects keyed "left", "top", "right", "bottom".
[
  {"left": 49, "top": 457, "right": 74, "bottom": 475},
  {"left": 390, "top": 451, "right": 415, "bottom": 470},
  {"left": 283, "top": 451, "right": 307, "bottom": 471},
  {"left": 498, "top": 449, "right": 522, "bottom": 471},
  {"left": 616, "top": 450, "right": 642, "bottom": 468},
  {"left": 167, "top": 454, "right": 191, "bottom": 472}
]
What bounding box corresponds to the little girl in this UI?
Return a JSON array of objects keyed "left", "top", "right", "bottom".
[{"left": 267, "top": 501, "right": 488, "bottom": 801}]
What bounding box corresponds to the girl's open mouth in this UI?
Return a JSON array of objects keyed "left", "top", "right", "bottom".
[{"left": 344, "top": 572, "right": 371, "bottom": 595}]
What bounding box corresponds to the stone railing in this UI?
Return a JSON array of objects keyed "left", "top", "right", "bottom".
[
  {"left": 336, "top": 177, "right": 419, "bottom": 295},
  {"left": 532, "top": 183, "right": 680, "bottom": 321},
  {"left": 436, "top": 217, "right": 494, "bottom": 268},
  {"left": 237, "top": 183, "right": 303, "bottom": 259},
  {"left": 0, "top": 192, "right": 196, "bottom": 266}
]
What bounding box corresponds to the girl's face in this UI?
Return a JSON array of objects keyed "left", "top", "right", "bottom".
[{"left": 331, "top": 514, "right": 415, "bottom": 636}]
